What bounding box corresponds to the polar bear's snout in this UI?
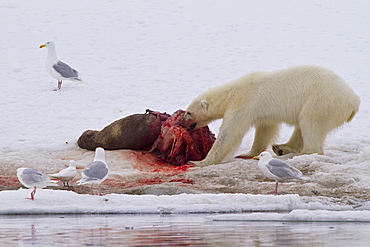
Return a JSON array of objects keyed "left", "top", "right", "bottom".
[{"left": 179, "top": 112, "right": 197, "bottom": 130}]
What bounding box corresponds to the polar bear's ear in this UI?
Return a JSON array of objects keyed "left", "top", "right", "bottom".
[{"left": 200, "top": 100, "right": 209, "bottom": 112}]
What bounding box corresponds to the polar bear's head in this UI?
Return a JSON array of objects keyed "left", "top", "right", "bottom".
[{"left": 180, "top": 99, "right": 212, "bottom": 130}]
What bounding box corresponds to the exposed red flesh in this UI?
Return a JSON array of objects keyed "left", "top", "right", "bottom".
[{"left": 149, "top": 110, "right": 215, "bottom": 166}]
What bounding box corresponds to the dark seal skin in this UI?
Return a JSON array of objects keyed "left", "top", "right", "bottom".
[{"left": 77, "top": 110, "right": 170, "bottom": 151}]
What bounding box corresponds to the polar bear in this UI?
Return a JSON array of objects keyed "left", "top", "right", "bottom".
[{"left": 180, "top": 65, "right": 360, "bottom": 167}]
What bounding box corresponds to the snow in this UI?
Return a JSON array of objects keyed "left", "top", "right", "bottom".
[{"left": 1, "top": 0, "right": 370, "bottom": 220}]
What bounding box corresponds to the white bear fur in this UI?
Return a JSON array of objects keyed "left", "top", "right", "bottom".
[{"left": 181, "top": 65, "right": 360, "bottom": 166}]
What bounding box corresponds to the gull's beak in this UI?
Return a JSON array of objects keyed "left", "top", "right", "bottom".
[
  {"left": 253, "top": 156, "right": 259, "bottom": 160},
  {"left": 39, "top": 44, "right": 46, "bottom": 48}
]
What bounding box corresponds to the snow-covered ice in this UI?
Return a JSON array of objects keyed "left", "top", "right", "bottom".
[
  {"left": 0, "top": 189, "right": 352, "bottom": 215},
  {"left": 1, "top": 0, "right": 370, "bottom": 218}
]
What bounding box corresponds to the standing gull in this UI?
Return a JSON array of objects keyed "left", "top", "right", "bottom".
[
  {"left": 17, "top": 168, "right": 58, "bottom": 200},
  {"left": 253, "top": 151, "right": 310, "bottom": 194},
  {"left": 39, "top": 41, "right": 82, "bottom": 90},
  {"left": 49, "top": 160, "right": 77, "bottom": 187},
  {"left": 77, "top": 147, "right": 109, "bottom": 195}
]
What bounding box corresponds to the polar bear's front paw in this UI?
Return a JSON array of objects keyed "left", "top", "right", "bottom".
[
  {"left": 189, "top": 160, "right": 211, "bottom": 167},
  {"left": 235, "top": 154, "right": 254, "bottom": 159}
]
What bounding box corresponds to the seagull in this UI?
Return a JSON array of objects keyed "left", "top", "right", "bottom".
[
  {"left": 77, "top": 147, "right": 109, "bottom": 195},
  {"left": 39, "top": 41, "right": 82, "bottom": 90},
  {"left": 49, "top": 160, "right": 77, "bottom": 187},
  {"left": 17, "top": 168, "right": 58, "bottom": 200},
  {"left": 253, "top": 151, "right": 310, "bottom": 194}
]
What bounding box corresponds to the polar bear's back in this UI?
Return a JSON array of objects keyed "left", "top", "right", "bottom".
[
  {"left": 262, "top": 65, "right": 359, "bottom": 122},
  {"left": 233, "top": 65, "right": 355, "bottom": 94},
  {"left": 206, "top": 65, "right": 360, "bottom": 125}
]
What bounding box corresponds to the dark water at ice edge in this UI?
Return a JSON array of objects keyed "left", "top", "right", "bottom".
[{"left": 1, "top": 214, "right": 369, "bottom": 246}]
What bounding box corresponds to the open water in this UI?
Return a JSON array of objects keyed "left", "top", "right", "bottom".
[{"left": 1, "top": 214, "right": 370, "bottom": 246}]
